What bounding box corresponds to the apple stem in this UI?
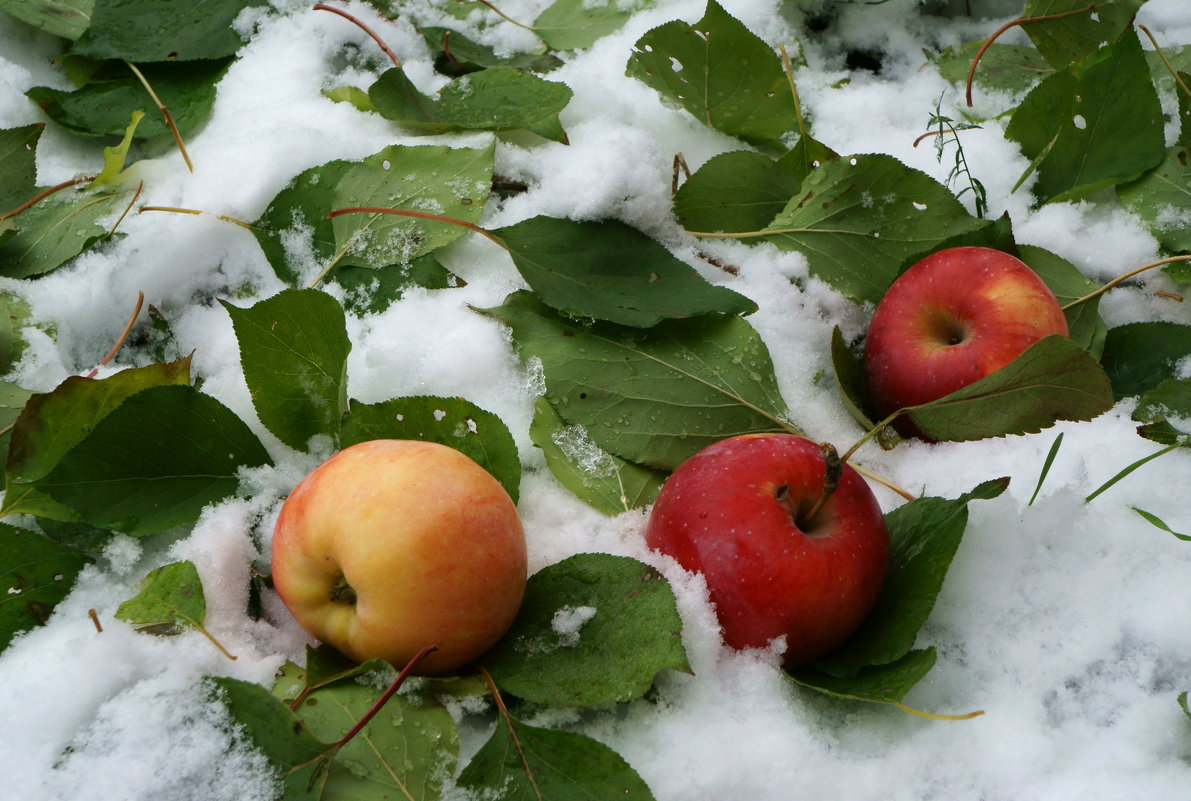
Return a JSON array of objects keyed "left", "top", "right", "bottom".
[
  {"left": 332, "top": 644, "right": 439, "bottom": 747},
  {"left": 0, "top": 175, "right": 95, "bottom": 220},
  {"left": 478, "top": 665, "right": 542, "bottom": 801},
  {"left": 1062, "top": 255, "right": 1191, "bottom": 311},
  {"left": 801, "top": 443, "right": 843, "bottom": 526},
  {"left": 314, "top": 3, "right": 402, "bottom": 68},
  {"left": 964, "top": 5, "right": 1094, "bottom": 107},
  {"left": 892, "top": 700, "right": 985, "bottom": 721},
  {"left": 840, "top": 408, "right": 905, "bottom": 467}
]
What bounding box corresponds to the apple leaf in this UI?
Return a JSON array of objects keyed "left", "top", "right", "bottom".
[
  {"left": 339, "top": 395, "right": 521, "bottom": 504},
  {"left": 34, "top": 384, "right": 273, "bottom": 536},
  {"left": 904, "top": 335, "right": 1115, "bottom": 442},
  {"left": 483, "top": 553, "right": 689, "bottom": 707},
  {"left": 1020, "top": 0, "right": 1146, "bottom": 69},
  {"left": 272, "top": 659, "right": 460, "bottom": 801},
  {"left": 2, "top": 358, "right": 192, "bottom": 522},
  {"left": 626, "top": 0, "right": 797, "bottom": 146},
  {"left": 368, "top": 66, "right": 572, "bottom": 143},
  {"left": 252, "top": 143, "right": 493, "bottom": 287},
  {"left": 1100, "top": 321, "right": 1191, "bottom": 400},
  {"left": 0, "top": 382, "right": 34, "bottom": 457},
  {"left": 0, "top": 0, "right": 92, "bottom": 39},
  {"left": 1005, "top": 29, "right": 1166, "bottom": 205},
  {"left": 0, "top": 523, "right": 91, "bottom": 654},
  {"left": 533, "top": 0, "right": 647, "bottom": 51},
  {"left": 478, "top": 290, "right": 794, "bottom": 471},
  {"left": 456, "top": 713, "right": 656, "bottom": 800},
  {"left": 929, "top": 41, "right": 1052, "bottom": 97},
  {"left": 70, "top": 0, "right": 267, "bottom": 62},
  {"left": 812, "top": 478, "right": 1009, "bottom": 679},
  {"left": 673, "top": 151, "right": 803, "bottom": 234},
  {"left": 492, "top": 216, "right": 757, "bottom": 327},
  {"left": 529, "top": 397, "right": 666, "bottom": 516},
  {"left": 333, "top": 252, "right": 461, "bottom": 316},
  {"left": 222, "top": 289, "right": 350, "bottom": 453},
  {"left": 115, "top": 560, "right": 207, "bottom": 636},
  {"left": 26, "top": 59, "right": 231, "bottom": 140},
  {"left": 755, "top": 154, "right": 984, "bottom": 305},
  {"left": 419, "top": 27, "right": 563, "bottom": 76},
  {"left": 209, "top": 676, "right": 332, "bottom": 801},
  {"left": 788, "top": 648, "right": 937, "bottom": 706},
  {"left": 0, "top": 290, "right": 32, "bottom": 375},
  {"left": 0, "top": 123, "right": 42, "bottom": 214},
  {"left": 830, "top": 327, "right": 901, "bottom": 449},
  {"left": 1017, "top": 244, "right": 1106, "bottom": 359},
  {"left": 0, "top": 190, "right": 126, "bottom": 280}
]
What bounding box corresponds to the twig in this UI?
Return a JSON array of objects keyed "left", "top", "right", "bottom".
[
  {"left": 314, "top": 3, "right": 402, "bottom": 68},
  {"left": 125, "top": 61, "right": 194, "bottom": 172}
]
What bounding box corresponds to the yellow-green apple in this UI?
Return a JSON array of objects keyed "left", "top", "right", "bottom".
[
  {"left": 863, "top": 246, "right": 1069, "bottom": 439},
  {"left": 271, "top": 439, "right": 526, "bottom": 675},
  {"left": 645, "top": 434, "right": 888, "bottom": 668}
]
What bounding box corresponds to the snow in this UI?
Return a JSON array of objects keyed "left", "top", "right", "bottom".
[{"left": 1, "top": 0, "right": 1190, "bottom": 799}]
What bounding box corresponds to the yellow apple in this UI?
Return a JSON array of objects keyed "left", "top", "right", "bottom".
[{"left": 271, "top": 439, "right": 527, "bottom": 675}]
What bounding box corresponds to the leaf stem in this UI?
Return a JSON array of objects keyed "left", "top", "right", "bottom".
[
  {"left": 84, "top": 290, "right": 145, "bottom": 379},
  {"left": 333, "top": 644, "right": 438, "bottom": 747},
  {"left": 779, "top": 44, "right": 808, "bottom": 140},
  {"left": 138, "top": 205, "right": 256, "bottom": 230},
  {"left": 478, "top": 665, "right": 542, "bottom": 801},
  {"left": 1137, "top": 24, "right": 1191, "bottom": 100},
  {"left": 125, "top": 60, "right": 193, "bottom": 173},
  {"left": 108, "top": 180, "right": 144, "bottom": 235},
  {"left": 892, "top": 700, "right": 985, "bottom": 721},
  {"left": 1061, "top": 255, "right": 1191, "bottom": 310},
  {"left": 314, "top": 2, "right": 402, "bottom": 68},
  {"left": 965, "top": 5, "right": 1094, "bottom": 107},
  {"left": 197, "top": 624, "right": 238, "bottom": 660},
  {"left": 0, "top": 176, "right": 94, "bottom": 220},
  {"left": 467, "top": 0, "right": 536, "bottom": 32}
]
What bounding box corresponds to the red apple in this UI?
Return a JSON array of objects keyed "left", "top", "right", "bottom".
[
  {"left": 863, "top": 246, "right": 1069, "bottom": 439},
  {"left": 645, "top": 434, "right": 888, "bottom": 668},
  {"left": 271, "top": 439, "right": 527, "bottom": 675}
]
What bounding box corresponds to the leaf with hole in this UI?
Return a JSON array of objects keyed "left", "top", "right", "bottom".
[
  {"left": 492, "top": 216, "right": 757, "bottom": 326},
  {"left": 904, "top": 335, "right": 1114, "bottom": 442},
  {"left": 478, "top": 290, "right": 794, "bottom": 471},
  {"left": 222, "top": 289, "right": 350, "bottom": 453},
  {"left": 626, "top": 0, "right": 797, "bottom": 146},
  {"left": 929, "top": 41, "right": 1052, "bottom": 97},
  {"left": 484, "top": 553, "right": 688, "bottom": 707},
  {"left": 0, "top": 523, "right": 91, "bottom": 654},
  {"left": 1020, "top": 0, "right": 1146, "bottom": 69}
]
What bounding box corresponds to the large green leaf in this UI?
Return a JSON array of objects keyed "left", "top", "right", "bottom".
[
  {"left": 1100, "top": 321, "right": 1191, "bottom": 400},
  {"left": 750, "top": 153, "right": 982, "bottom": 305},
  {"left": 0, "top": 123, "right": 42, "bottom": 214},
  {"left": 479, "top": 291, "right": 793, "bottom": 471},
  {"left": 70, "top": 0, "right": 267, "bottom": 62},
  {"left": 673, "top": 150, "right": 803, "bottom": 234},
  {"left": 906, "top": 335, "right": 1115, "bottom": 441},
  {"left": 626, "top": 0, "right": 796, "bottom": 146},
  {"left": 252, "top": 143, "right": 493, "bottom": 286},
  {"left": 339, "top": 395, "right": 521, "bottom": 504},
  {"left": 222, "top": 289, "right": 350, "bottom": 452},
  {"left": 484, "top": 553, "right": 689, "bottom": 707},
  {"left": 492, "top": 216, "right": 756, "bottom": 327},
  {"left": 929, "top": 41, "right": 1052, "bottom": 96},
  {"left": 35, "top": 384, "right": 272, "bottom": 535},
  {"left": 1020, "top": 0, "right": 1147, "bottom": 69},
  {"left": 0, "top": 523, "right": 91, "bottom": 654},
  {"left": 1005, "top": 29, "right": 1165, "bottom": 205},
  {"left": 0, "top": 0, "right": 92, "bottom": 39}
]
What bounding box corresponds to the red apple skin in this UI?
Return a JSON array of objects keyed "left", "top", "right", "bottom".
[
  {"left": 271, "top": 439, "right": 526, "bottom": 675},
  {"left": 645, "top": 434, "right": 889, "bottom": 668},
  {"left": 863, "top": 246, "right": 1069, "bottom": 439}
]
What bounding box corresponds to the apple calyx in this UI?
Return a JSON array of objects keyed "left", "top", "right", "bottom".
[{"left": 329, "top": 575, "right": 357, "bottom": 606}]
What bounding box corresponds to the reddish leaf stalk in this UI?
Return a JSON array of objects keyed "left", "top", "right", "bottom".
[
  {"left": 478, "top": 665, "right": 542, "bottom": 801},
  {"left": 314, "top": 3, "right": 402, "bottom": 68},
  {"left": 84, "top": 291, "right": 145, "bottom": 379},
  {"left": 1, "top": 176, "right": 93, "bottom": 220},
  {"left": 126, "top": 61, "right": 193, "bottom": 172},
  {"left": 334, "top": 644, "right": 439, "bottom": 747}
]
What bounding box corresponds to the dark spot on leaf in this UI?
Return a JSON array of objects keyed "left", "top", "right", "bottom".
[{"left": 26, "top": 600, "right": 52, "bottom": 625}]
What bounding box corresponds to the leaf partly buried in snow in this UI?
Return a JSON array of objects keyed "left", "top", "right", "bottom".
[
  {"left": 789, "top": 648, "right": 937, "bottom": 705},
  {"left": 0, "top": 190, "right": 126, "bottom": 280},
  {"left": 905, "top": 335, "right": 1114, "bottom": 442},
  {"left": 673, "top": 150, "right": 803, "bottom": 234},
  {"left": 1020, "top": 0, "right": 1146, "bottom": 69},
  {"left": 0, "top": 123, "right": 43, "bottom": 214},
  {"left": 1017, "top": 244, "right": 1106, "bottom": 359},
  {"left": 70, "top": 0, "right": 267, "bottom": 62},
  {"left": 116, "top": 560, "right": 207, "bottom": 636},
  {"left": 1100, "top": 321, "right": 1191, "bottom": 400},
  {"left": 0, "top": 0, "right": 92, "bottom": 39},
  {"left": 534, "top": 0, "right": 648, "bottom": 51},
  {"left": 0, "top": 523, "right": 91, "bottom": 653},
  {"left": 484, "top": 553, "right": 689, "bottom": 707}
]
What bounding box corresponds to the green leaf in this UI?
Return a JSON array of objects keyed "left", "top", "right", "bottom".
[
  {"left": 1005, "top": 29, "right": 1166, "bottom": 205},
  {"left": 626, "top": 0, "right": 796, "bottom": 146},
  {"left": 929, "top": 41, "right": 1052, "bottom": 96},
  {"left": 1134, "top": 377, "right": 1191, "bottom": 425},
  {"left": 457, "top": 715, "right": 656, "bottom": 800},
  {"left": 3, "top": 358, "right": 192, "bottom": 520},
  {"left": 332, "top": 252, "right": 461, "bottom": 316},
  {"left": 252, "top": 143, "right": 493, "bottom": 286},
  {"left": 89, "top": 110, "right": 143, "bottom": 189},
  {"left": 478, "top": 291, "right": 793, "bottom": 471},
  {"left": 0, "top": 523, "right": 91, "bottom": 653},
  {"left": 1180, "top": 691, "right": 1191, "bottom": 719},
  {"left": 534, "top": 0, "right": 648, "bottom": 51},
  {"left": 788, "top": 648, "right": 937, "bottom": 706},
  {"left": 0, "top": 0, "right": 92, "bottom": 39},
  {"left": 222, "top": 289, "right": 350, "bottom": 452},
  {"left": 0, "top": 290, "right": 32, "bottom": 375},
  {"left": 368, "top": 66, "right": 573, "bottom": 143},
  {"left": 829, "top": 326, "right": 900, "bottom": 449},
  {"left": 35, "top": 384, "right": 273, "bottom": 535},
  {"left": 1100, "top": 321, "right": 1191, "bottom": 400},
  {"left": 26, "top": 59, "right": 230, "bottom": 140},
  {"left": 0, "top": 190, "right": 125, "bottom": 279},
  {"left": 905, "top": 335, "right": 1115, "bottom": 442},
  {"left": 755, "top": 153, "right": 983, "bottom": 304},
  {"left": 1132, "top": 507, "right": 1191, "bottom": 542},
  {"left": 484, "top": 553, "right": 688, "bottom": 707},
  {"left": 339, "top": 395, "right": 521, "bottom": 504},
  {"left": 70, "top": 0, "right": 267, "bottom": 62},
  {"left": 115, "top": 560, "right": 206, "bottom": 635},
  {"left": 673, "top": 150, "right": 803, "bottom": 234},
  {"left": 1029, "top": 432, "right": 1064, "bottom": 506},
  {"left": 1017, "top": 244, "right": 1106, "bottom": 358},
  {"left": 529, "top": 397, "right": 666, "bottom": 516},
  {"left": 1020, "top": 0, "right": 1146, "bottom": 69},
  {"left": 0, "top": 382, "right": 34, "bottom": 457},
  {"left": 209, "top": 676, "right": 331, "bottom": 801},
  {"left": 492, "top": 216, "right": 756, "bottom": 327},
  {"left": 813, "top": 478, "right": 1009, "bottom": 678},
  {"left": 1085, "top": 441, "right": 1182, "bottom": 502},
  {"left": 275, "top": 661, "right": 460, "bottom": 801},
  {"left": 419, "top": 26, "right": 563, "bottom": 76},
  {"left": 0, "top": 123, "right": 43, "bottom": 214}
]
